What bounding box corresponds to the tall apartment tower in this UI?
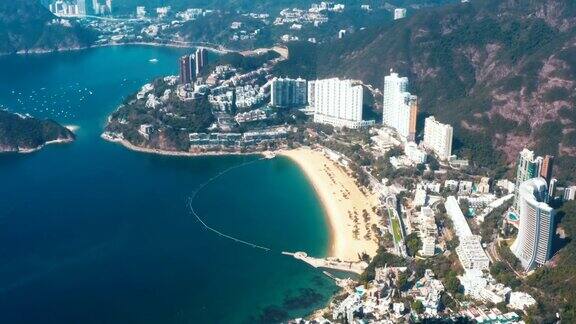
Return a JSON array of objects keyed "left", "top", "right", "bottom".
[
  {"left": 423, "top": 116, "right": 453, "bottom": 161},
  {"left": 77, "top": 0, "right": 87, "bottom": 15},
  {"left": 179, "top": 55, "right": 195, "bottom": 85},
  {"left": 382, "top": 71, "right": 416, "bottom": 141},
  {"left": 540, "top": 155, "right": 554, "bottom": 184},
  {"left": 512, "top": 177, "right": 556, "bottom": 271},
  {"left": 194, "top": 48, "right": 208, "bottom": 75},
  {"left": 91, "top": 0, "right": 99, "bottom": 14},
  {"left": 312, "top": 78, "right": 364, "bottom": 128},
  {"left": 513, "top": 149, "right": 541, "bottom": 212},
  {"left": 270, "top": 77, "right": 307, "bottom": 107},
  {"left": 407, "top": 95, "right": 418, "bottom": 142},
  {"left": 307, "top": 80, "right": 316, "bottom": 109},
  {"left": 548, "top": 178, "right": 557, "bottom": 202}
]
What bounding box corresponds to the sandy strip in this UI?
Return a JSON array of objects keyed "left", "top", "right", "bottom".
[
  {"left": 281, "top": 148, "right": 379, "bottom": 262},
  {"left": 102, "top": 134, "right": 379, "bottom": 261}
]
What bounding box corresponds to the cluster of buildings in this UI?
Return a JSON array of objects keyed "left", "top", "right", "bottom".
[
  {"left": 179, "top": 48, "right": 209, "bottom": 85},
  {"left": 381, "top": 71, "right": 454, "bottom": 164},
  {"left": 135, "top": 6, "right": 214, "bottom": 21},
  {"left": 188, "top": 126, "right": 288, "bottom": 148},
  {"left": 234, "top": 108, "right": 270, "bottom": 124},
  {"left": 460, "top": 269, "right": 511, "bottom": 304},
  {"left": 47, "top": 0, "right": 87, "bottom": 17},
  {"left": 77, "top": 5, "right": 219, "bottom": 46},
  {"left": 459, "top": 269, "right": 536, "bottom": 312},
  {"left": 273, "top": 2, "right": 346, "bottom": 28},
  {"left": 405, "top": 269, "right": 444, "bottom": 317},
  {"left": 439, "top": 182, "right": 540, "bottom": 314},
  {"left": 508, "top": 148, "right": 565, "bottom": 271},
  {"left": 414, "top": 207, "right": 438, "bottom": 257},
  {"left": 206, "top": 66, "right": 273, "bottom": 111},
  {"left": 269, "top": 77, "right": 374, "bottom": 129},
  {"left": 446, "top": 196, "right": 490, "bottom": 271},
  {"left": 234, "top": 84, "right": 269, "bottom": 109},
  {"left": 48, "top": 0, "right": 112, "bottom": 16},
  {"left": 274, "top": 8, "right": 329, "bottom": 28},
  {"left": 91, "top": 0, "right": 112, "bottom": 15},
  {"left": 134, "top": 77, "right": 179, "bottom": 110},
  {"left": 456, "top": 306, "right": 522, "bottom": 323},
  {"left": 331, "top": 266, "right": 409, "bottom": 322},
  {"left": 328, "top": 267, "right": 447, "bottom": 322}
]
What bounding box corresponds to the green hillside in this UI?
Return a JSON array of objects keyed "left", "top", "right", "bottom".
[
  {"left": 109, "top": 0, "right": 457, "bottom": 15},
  {"left": 275, "top": 0, "right": 576, "bottom": 181},
  {"left": 0, "top": 110, "right": 75, "bottom": 152},
  {"left": 0, "top": 0, "right": 95, "bottom": 54}
]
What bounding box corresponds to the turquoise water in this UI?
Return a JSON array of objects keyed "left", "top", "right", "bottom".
[{"left": 0, "top": 46, "right": 335, "bottom": 323}]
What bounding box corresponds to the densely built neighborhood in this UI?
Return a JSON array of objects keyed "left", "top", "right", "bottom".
[{"left": 34, "top": 0, "right": 576, "bottom": 322}]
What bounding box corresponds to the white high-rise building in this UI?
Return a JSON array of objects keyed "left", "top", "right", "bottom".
[
  {"left": 311, "top": 78, "right": 368, "bottom": 129},
  {"left": 136, "top": 6, "right": 146, "bottom": 18},
  {"left": 194, "top": 48, "right": 208, "bottom": 75},
  {"left": 512, "top": 177, "right": 556, "bottom": 271},
  {"left": 394, "top": 8, "right": 407, "bottom": 20},
  {"left": 382, "top": 72, "right": 417, "bottom": 141},
  {"left": 446, "top": 196, "right": 490, "bottom": 271},
  {"left": 564, "top": 186, "right": 576, "bottom": 201},
  {"left": 77, "top": 0, "right": 86, "bottom": 15},
  {"left": 49, "top": 0, "right": 85, "bottom": 16},
  {"left": 92, "top": 0, "right": 110, "bottom": 14},
  {"left": 423, "top": 116, "right": 453, "bottom": 161}
]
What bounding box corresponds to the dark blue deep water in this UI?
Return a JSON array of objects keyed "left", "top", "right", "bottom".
[{"left": 0, "top": 46, "right": 335, "bottom": 323}]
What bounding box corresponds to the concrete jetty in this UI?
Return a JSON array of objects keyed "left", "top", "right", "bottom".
[{"left": 283, "top": 251, "right": 368, "bottom": 274}]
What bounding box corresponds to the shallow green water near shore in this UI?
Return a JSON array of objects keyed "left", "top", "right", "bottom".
[{"left": 0, "top": 46, "right": 335, "bottom": 323}]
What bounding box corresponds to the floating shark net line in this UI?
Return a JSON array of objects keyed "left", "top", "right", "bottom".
[{"left": 187, "top": 157, "right": 272, "bottom": 252}]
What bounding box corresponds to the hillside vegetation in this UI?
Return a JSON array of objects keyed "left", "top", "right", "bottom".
[
  {"left": 110, "top": 0, "right": 456, "bottom": 15},
  {"left": 0, "top": 110, "right": 75, "bottom": 152},
  {"left": 275, "top": 0, "right": 576, "bottom": 181},
  {"left": 0, "top": 0, "right": 95, "bottom": 54}
]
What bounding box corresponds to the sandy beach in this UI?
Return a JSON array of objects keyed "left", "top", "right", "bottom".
[
  {"left": 102, "top": 133, "right": 379, "bottom": 261},
  {"left": 281, "top": 148, "right": 379, "bottom": 262}
]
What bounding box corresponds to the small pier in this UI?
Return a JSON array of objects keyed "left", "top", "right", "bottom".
[{"left": 283, "top": 251, "right": 368, "bottom": 274}]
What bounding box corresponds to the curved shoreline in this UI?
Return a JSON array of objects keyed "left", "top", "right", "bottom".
[
  {"left": 1, "top": 138, "right": 74, "bottom": 154},
  {"left": 101, "top": 133, "right": 379, "bottom": 262},
  {"left": 2, "top": 41, "right": 234, "bottom": 57},
  {"left": 101, "top": 133, "right": 269, "bottom": 157},
  {"left": 280, "top": 148, "right": 379, "bottom": 262}
]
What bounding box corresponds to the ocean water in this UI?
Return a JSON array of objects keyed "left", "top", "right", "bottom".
[{"left": 0, "top": 46, "right": 335, "bottom": 323}]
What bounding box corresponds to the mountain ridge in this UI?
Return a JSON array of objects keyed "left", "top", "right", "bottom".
[{"left": 275, "top": 0, "right": 576, "bottom": 181}]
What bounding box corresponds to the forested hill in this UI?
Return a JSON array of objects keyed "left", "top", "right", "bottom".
[
  {"left": 0, "top": 0, "right": 95, "bottom": 54},
  {"left": 275, "top": 0, "right": 576, "bottom": 181},
  {"left": 109, "top": 0, "right": 456, "bottom": 15},
  {"left": 0, "top": 110, "right": 75, "bottom": 153}
]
